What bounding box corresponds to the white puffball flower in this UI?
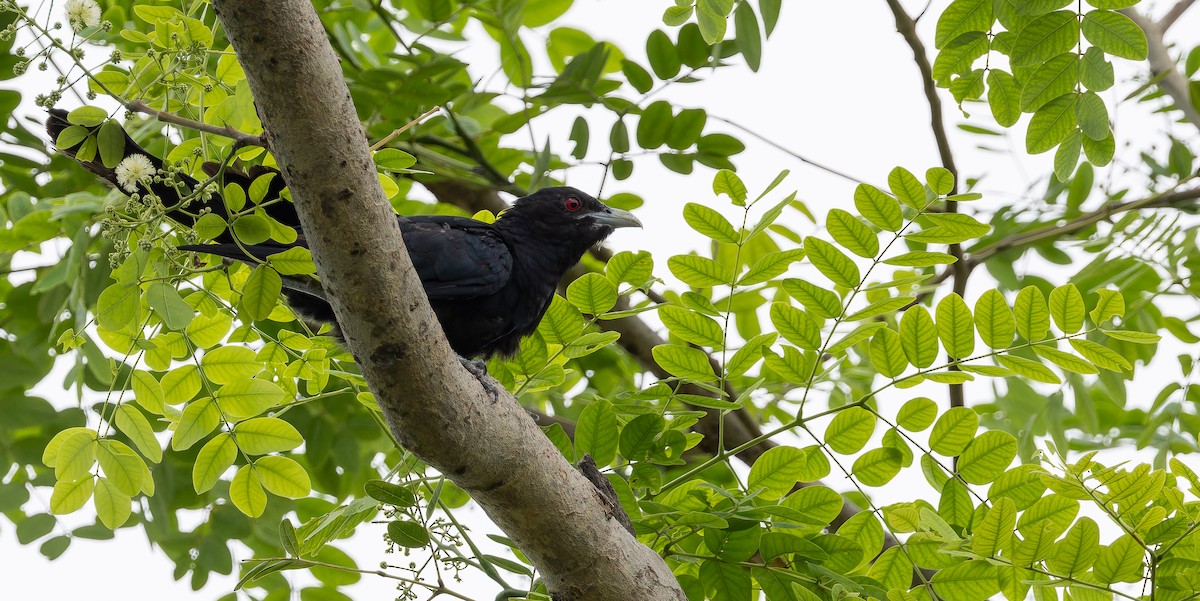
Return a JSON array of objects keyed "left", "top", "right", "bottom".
[
  {"left": 65, "top": 0, "right": 102, "bottom": 31},
  {"left": 114, "top": 154, "right": 156, "bottom": 193}
]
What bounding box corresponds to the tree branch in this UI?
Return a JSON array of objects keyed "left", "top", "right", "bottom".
[
  {"left": 883, "top": 0, "right": 967, "bottom": 410},
  {"left": 209, "top": 2, "right": 684, "bottom": 598},
  {"left": 125, "top": 100, "right": 266, "bottom": 148},
  {"left": 1121, "top": 7, "right": 1200, "bottom": 133},
  {"left": 1160, "top": 0, "right": 1196, "bottom": 31}
]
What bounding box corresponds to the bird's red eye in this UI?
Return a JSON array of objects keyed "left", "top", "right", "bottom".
[{"left": 564, "top": 197, "right": 582, "bottom": 211}]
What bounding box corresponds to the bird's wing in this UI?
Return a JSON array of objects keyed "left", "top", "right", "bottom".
[{"left": 400, "top": 216, "right": 513, "bottom": 300}]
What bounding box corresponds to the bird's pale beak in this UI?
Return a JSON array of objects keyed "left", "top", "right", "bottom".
[{"left": 592, "top": 206, "right": 642, "bottom": 229}]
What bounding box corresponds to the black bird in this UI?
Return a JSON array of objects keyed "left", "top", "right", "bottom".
[{"left": 46, "top": 109, "right": 641, "bottom": 358}]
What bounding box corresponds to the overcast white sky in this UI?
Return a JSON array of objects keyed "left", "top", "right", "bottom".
[{"left": 4, "top": 1, "right": 1199, "bottom": 599}]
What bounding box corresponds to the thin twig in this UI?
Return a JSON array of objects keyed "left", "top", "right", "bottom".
[
  {"left": 708, "top": 115, "right": 867, "bottom": 185},
  {"left": 883, "top": 0, "right": 967, "bottom": 410},
  {"left": 125, "top": 100, "right": 266, "bottom": 147},
  {"left": 370, "top": 106, "right": 441, "bottom": 151},
  {"left": 1121, "top": 8, "right": 1200, "bottom": 132},
  {"left": 1160, "top": 0, "right": 1196, "bottom": 30}
]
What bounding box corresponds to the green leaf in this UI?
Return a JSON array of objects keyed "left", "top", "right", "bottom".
[
  {"left": 95, "top": 282, "right": 140, "bottom": 331},
  {"left": 145, "top": 283, "right": 195, "bottom": 331},
  {"left": 93, "top": 478, "right": 131, "bottom": 529},
  {"left": 1011, "top": 11, "right": 1079, "bottom": 67},
  {"left": 267, "top": 247, "right": 317, "bottom": 276},
  {"left": 853, "top": 183, "right": 903, "bottom": 232},
  {"left": 1048, "top": 283, "right": 1085, "bottom": 333},
  {"left": 827, "top": 209, "right": 879, "bottom": 258},
  {"left": 224, "top": 183, "right": 247, "bottom": 212},
  {"left": 605, "top": 250, "right": 654, "bottom": 287},
  {"left": 1046, "top": 517, "right": 1100, "bottom": 575},
  {"left": 958, "top": 431, "right": 1017, "bottom": 484},
  {"left": 192, "top": 213, "right": 228, "bottom": 241},
  {"left": 255, "top": 456, "right": 311, "bottom": 499},
  {"left": 748, "top": 446, "right": 818, "bottom": 500},
  {"left": 997, "top": 355, "right": 1062, "bottom": 383},
  {"left": 897, "top": 397, "right": 937, "bottom": 431},
  {"left": 201, "top": 346, "right": 261, "bottom": 385},
  {"left": 726, "top": 332, "right": 776, "bottom": 378},
  {"left": 666, "top": 108, "right": 706, "bottom": 150},
  {"left": 1026, "top": 93, "right": 1078, "bottom": 154},
  {"left": 162, "top": 365, "right": 201, "bottom": 405},
  {"left": 52, "top": 429, "right": 97, "bottom": 482},
  {"left": 187, "top": 312, "right": 233, "bottom": 349},
  {"left": 1101, "top": 329, "right": 1161, "bottom": 344},
  {"left": 113, "top": 405, "right": 162, "bottom": 463},
  {"left": 770, "top": 302, "right": 822, "bottom": 350},
  {"left": 374, "top": 148, "right": 416, "bottom": 170},
  {"left": 363, "top": 480, "right": 417, "bottom": 507},
  {"left": 987, "top": 69, "right": 1023, "bottom": 127},
  {"left": 621, "top": 60, "right": 653, "bottom": 94},
  {"left": 930, "top": 406, "right": 978, "bottom": 456},
  {"left": 972, "top": 497, "right": 1016, "bottom": 557},
  {"left": 575, "top": 400, "right": 618, "bottom": 466},
  {"left": 887, "top": 168, "right": 927, "bottom": 209},
  {"left": 662, "top": 5, "right": 693, "bottom": 26},
  {"left": 825, "top": 407, "right": 876, "bottom": 455},
  {"left": 55, "top": 125, "right": 90, "bottom": 149},
  {"left": 241, "top": 265, "right": 282, "bottom": 321},
  {"left": 248, "top": 173, "right": 277, "bottom": 203},
  {"left": 217, "top": 378, "right": 286, "bottom": 419},
  {"left": 926, "top": 168, "right": 955, "bottom": 195},
  {"left": 700, "top": 560, "right": 751, "bottom": 601},
  {"left": 733, "top": 2, "right": 762, "bottom": 71},
  {"left": 974, "top": 289, "right": 1015, "bottom": 349},
  {"left": 646, "top": 30, "right": 681, "bottom": 79},
  {"left": 936, "top": 293, "right": 975, "bottom": 358},
  {"left": 234, "top": 417, "right": 303, "bottom": 455},
  {"left": 193, "top": 433, "right": 237, "bottom": 494},
  {"left": 935, "top": 0, "right": 993, "bottom": 48},
  {"left": 826, "top": 322, "right": 887, "bottom": 356},
  {"left": 67, "top": 105, "right": 108, "bottom": 126},
  {"left": 1082, "top": 130, "right": 1116, "bottom": 165},
  {"left": 230, "top": 464, "right": 267, "bottom": 517},
  {"left": 739, "top": 249, "right": 805, "bottom": 286},
  {"left": 1032, "top": 345, "right": 1098, "bottom": 374},
  {"left": 51, "top": 477, "right": 95, "bottom": 515},
  {"left": 651, "top": 344, "right": 717, "bottom": 381},
  {"left": 233, "top": 214, "right": 271, "bottom": 244},
  {"left": 696, "top": 0, "right": 734, "bottom": 43},
  {"left": 852, "top": 448, "right": 903, "bottom": 486},
  {"left": 884, "top": 251, "right": 957, "bottom": 267},
  {"left": 1014, "top": 285, "right": 1050, "bottom": 341},
  {"left": 1076, "top": 91, "right": 1110, "bottom": 140},
  {"left": 660, "top": 307, "right": 722, "bottom": 352},
  {"left": 387, "top": 520, "right": 430, "bottom": 548},
  {"left": 684, "top": 202, "right": 739, "bottom": 242},
  {"left": 131, "top": 371, "right": 165, "bottom": 414},
  {"left": 804, "top": 237, "right": 860, "bottom": 288},
  {"left": 782, "top": 279, "right": 842, "bottom": 319},
  {"left": 1080, "top": 46, "right": 1114, "bottom": 91},
  {"left": 900, "top": 305, "right": 939, "bottom": 368},
  {"left": 619, "top": 414, "right": 664, "bottom": 460},
  {"left": 1054, "top": 129, "right": 1082, "bottom": 181},
  {"left": 1093, "top": 534, "right": 1145, "bottom": 583},
  {"left": 1020, "top": 53, "right": 1080, "bottom": 112},
  {"left": 1069, "top": 338, "right": 1131, "bottom": 371},
  {"left": 98, "top": 120, "right": 126, "bottom": 169},
  {"left": 1089, "top": 288, "right": 1125, "bottom": 324},
  {"left": 1081, "top": 10, "right": 1147, "bottom": 60},
  {"left": 173, "top": 397, "right": 220, "bottom": 451},
  {"left": 931, "top": 560, "right": 1000, "bottom": 601},
  {"left": 869, "top": 329, "right": 909, "bottom": 378},
  {"left": 668, "top": 254, "right": 732, "bottom": 287},
  {"left": 566, "top": 273, "right": 618, "bottom": 315},
  {"left": 846, "top": 296, "right": 915, "bottom": 322}
]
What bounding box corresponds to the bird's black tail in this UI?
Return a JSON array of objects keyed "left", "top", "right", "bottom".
[{"left": 46, "top": 108, "right": 299, "bottom": 241}]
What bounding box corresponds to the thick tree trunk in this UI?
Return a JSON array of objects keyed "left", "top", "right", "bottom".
[{"left": 208, "top": 2, "right": 684, "bottom": 599}]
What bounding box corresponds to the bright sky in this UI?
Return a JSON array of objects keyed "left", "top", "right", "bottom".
[{"left": 4, "top": 1, "right": 1198, "bottom": 599}]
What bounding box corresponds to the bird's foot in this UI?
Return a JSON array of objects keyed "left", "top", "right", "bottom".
[{"left": 458, "top": 356, "right": 501, "bottom": 403}]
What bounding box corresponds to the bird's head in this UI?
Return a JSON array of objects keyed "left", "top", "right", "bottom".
[{"left": 498, "top": 187, "right": 642, "bottom": 247}]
